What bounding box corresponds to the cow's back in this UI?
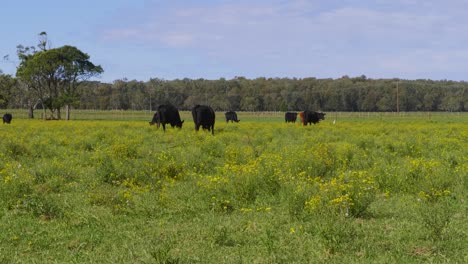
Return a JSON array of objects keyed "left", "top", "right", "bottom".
[
  {"left": 155, "top": 104, "right": 183, "bottom": 130},
  {"left": 2, "top": 113, "right": 12, "bottom": 124},
  {"left": 225, "top": 111, "right": 239, "bottom": 122},
  {"left": 285, "top": 112, "right": 297, "bottom": 123},
  {"left": 303, "top": 110, "right": 325, "bottom": 125},
  {"left": 192, "top": 105, "right": 215, "bottom": 134}
]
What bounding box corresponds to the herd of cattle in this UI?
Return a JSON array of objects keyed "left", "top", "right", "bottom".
[
  {"left": 149, "top": 104, "right": 325, "bottom": 135},
  {"left": 2, "top": 106, "right": 325, "bottom": 135},
  {"left": 285, "top": 111, "right": 326, "bottom": 125}
]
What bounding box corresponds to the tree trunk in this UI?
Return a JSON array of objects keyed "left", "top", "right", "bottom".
[
  {"left": 28, "top": 104, "right": 34, "bottom": 119},
  {"left": 57, "top": 108, "right": 61, "bottom": 120},
  {"left": 65, "top": 104, "right": 70, "bottom": 120}
]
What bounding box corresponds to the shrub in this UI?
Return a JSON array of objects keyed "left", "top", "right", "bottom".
[
  {"left": 306, "top": 170, "right": 377, "bottom": 217},
  {"left": 316, "top": 214, "right": 360, "bottom": 254},
  {"left": 0, "top": 161, "right": 34, "bottom": 210},
  {"left": 3, "top": 141, "right": 31, "bottom": 158},
  {"left": 417, "top": 190, "right": 455, "bottom": 241},
  {"left": 15, "top": 192, "right": 64, "bottom": 219},
  {"left": 87, "top": 186, "right": 135, "bottom": 215}
]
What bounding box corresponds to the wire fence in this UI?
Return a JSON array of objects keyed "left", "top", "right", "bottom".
[{"left": 2, "top": 109, "right": 467, "bottom": 122}]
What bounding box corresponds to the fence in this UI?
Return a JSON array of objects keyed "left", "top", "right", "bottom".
[{"left": 2, "top": 109, "right": 467, "bottom": 121}]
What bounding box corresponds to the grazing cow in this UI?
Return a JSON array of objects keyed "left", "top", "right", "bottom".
[
  {"left": 2, "top": 113, "right": 12, "bottom": 124},
  {"left": 192, "top": 105, "right": 215, "bottom": 135},
  {"left": 149, "top": 112, "right": 160, "bottom": 126},
  {"left": 149, "top": 104, "right": 184, "bottom": 132},
  {"left": 302, "top": 111, "right": 326, "bottom": 125},
  {"left": 225, "top": 111, "right": 240, "bottom": 123},
  {"left": 285, "top": 112, "right": 298, "bottom": 123}
]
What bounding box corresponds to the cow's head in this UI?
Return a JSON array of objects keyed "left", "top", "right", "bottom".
[
  {"left": 318, "top": 112, "right": 326, "bottom": 120},
  {"left": 175, "top": 120, "right": 184, "bottom": 128},
  {"left": 149, "top": 113, "right": 160, "bottom": 126}
]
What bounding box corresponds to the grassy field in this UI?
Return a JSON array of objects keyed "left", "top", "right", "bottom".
[{"left": 0, "top": 112, "right": 467, "bottom": 263}]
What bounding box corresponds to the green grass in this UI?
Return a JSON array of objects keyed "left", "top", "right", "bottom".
[{"left": 0, "top": 112, "right": 467, "bottom": 263}]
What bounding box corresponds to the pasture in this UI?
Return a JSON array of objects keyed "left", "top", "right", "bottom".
[{"left": 0, "top": 112, "right": 467, "bottom": 263}]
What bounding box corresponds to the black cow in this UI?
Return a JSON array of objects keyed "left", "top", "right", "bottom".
[
  {"left": 3, "top": 113, "right": 12, "bottom": 124},
  {"left": 285, "top": 112, "right": 298, "bottom": 123},
  {"left": 225, "top": 111, "right": 240, "bottom": 123},
  {"left": 149, "top": 104, "right": 184, "bottom": 132},
  {"left": 192, "top": 105, "right": 215, "bottom": 135},
  {"left": 149, "top": 112, "right": 160, "bottom": 126},
  {"left": 302, "top": 111, "right": 326, "bottom": 125}
]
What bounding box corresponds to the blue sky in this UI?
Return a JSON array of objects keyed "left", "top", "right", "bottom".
[{"left": 1, "top": 0, "right": 468, "bottom": 82}]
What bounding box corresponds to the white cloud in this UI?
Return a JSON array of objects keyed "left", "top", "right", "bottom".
[{"left": 97, "top": 0, "right": 468, "bottom": 80}]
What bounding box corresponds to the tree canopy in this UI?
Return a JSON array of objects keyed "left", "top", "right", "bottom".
[
  {"left": 15, "top": 33, "right": 103, "bottom": 119},
  {"left": 4, "top": 75, "right": 467, "bottom": 113},
  {"left": 67, "top": 77, "right": 468, "bottom": 112}
]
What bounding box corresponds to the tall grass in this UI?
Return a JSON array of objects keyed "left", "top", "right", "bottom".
[{"left": 0, "top": 114, "right": 466, "bottom": 263}]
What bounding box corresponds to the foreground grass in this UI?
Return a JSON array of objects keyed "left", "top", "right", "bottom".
[{"left": 0, "top": 115, "right": 467, "bottom": 263}]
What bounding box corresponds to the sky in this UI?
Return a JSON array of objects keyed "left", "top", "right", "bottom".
[{"left": 1, "top": 0, "right": 468, "bottom": 83}]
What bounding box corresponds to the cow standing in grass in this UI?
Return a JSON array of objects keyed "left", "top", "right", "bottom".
[
  {"left": 225, "top": 111, "right": 240, "bottom": 123},
  {"left": 149, "top": 104, "right": 184, "bottom": 132},
  {"left": 192, "top": 105, "right": 215, "bottom": 135},
  {"left": 2, "top": 113, "right": 12, "bottom": 124},
  {"left": 302, "top": 111, "right": 326, "bottom": 125},
  {"left": 285, "top": 112, "right": 298, "bottom": 123}
]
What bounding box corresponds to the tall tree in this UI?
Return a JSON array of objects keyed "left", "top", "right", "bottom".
[
  {"left": 15, "top": 42, "right": 41, "bottom": 118},
  {"left": 58, "top": 45, "right": 104, "bottom": 119},
  {"left": 16, "top": 34, "right": 103, "bottom": 119}
]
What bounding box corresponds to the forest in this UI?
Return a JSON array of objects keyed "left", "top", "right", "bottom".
[{"left": 1, "top": 74, "right": 466, "bottom": 113}]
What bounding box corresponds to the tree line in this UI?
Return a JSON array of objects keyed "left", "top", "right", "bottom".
[
  {"left": 81, "top": 76, "right": 467, "bottom": 112},
  {"left": 1, "top": 74, "right": 467, "bottom": 115}
]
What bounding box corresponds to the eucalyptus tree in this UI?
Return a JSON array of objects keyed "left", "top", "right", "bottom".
[{"left": 16, "top": 33, "right": 103, "bottom": 119}]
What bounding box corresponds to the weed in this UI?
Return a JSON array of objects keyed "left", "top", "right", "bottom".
[
  {"left": 316, "top": 214, "right": 360, "bottom": 254},
  {"left": 213, "top": 226, "right": 236, "bottom": 247},
  {"left": 149, "top": 236, "right": 181, "bottom": 264},
  {"left": 417, "top": 196, "right": 455, "bottom": 241}
]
